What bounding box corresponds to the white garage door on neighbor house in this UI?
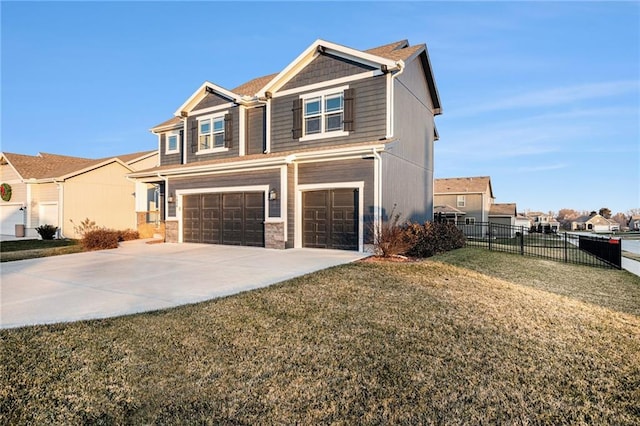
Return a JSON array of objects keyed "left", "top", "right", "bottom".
[{"left": 1, "top": 204, "right": 24, "bottom": 235}]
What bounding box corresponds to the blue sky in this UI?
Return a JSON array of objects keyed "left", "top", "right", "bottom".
[{"left": 2, "top": 1, "right": 638, "bottom": 215}]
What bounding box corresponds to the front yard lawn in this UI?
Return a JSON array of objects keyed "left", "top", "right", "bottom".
[
  {"left": 1, "top": 248, "right": 639, "bottom": 424},
  {"left": 0, "top": 239, "right": 82, "bottom": 262}
]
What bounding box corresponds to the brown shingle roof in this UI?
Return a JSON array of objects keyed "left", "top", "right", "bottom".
[
  {"left": 434, "top": 176, "right": 493, "bottom": 195},
  {"left": 151, "top": 116, "right": 182, "bottom": 132},
  {"left": 365, "top": 40, "right": 409, "bottom": 56},
  {"left": 490, "top": 203, "right": 517, "bottom": 217},
  {"left": 3, "top": 152, "right": 96, "bottom": 180},
  {"left": 3, "top": 150, "right": 154, "bottom": 180},
  {"left": 232, "top": 73, "right": 279, "bottom": 96}
]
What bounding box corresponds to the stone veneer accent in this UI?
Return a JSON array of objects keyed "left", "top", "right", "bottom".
[
  {"left": 264, "top": 221, "right": 285, "bottom": 249},
  {"left": 165, "top": 220, "right": 179, "bottom": 243}
]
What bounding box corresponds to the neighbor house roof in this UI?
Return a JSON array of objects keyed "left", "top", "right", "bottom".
[
  {"left": 434, "top": 176, "right": 494, "bottom": 198},
  {"left": 1, "top": 150, "right": 154, "bottom": 181},
  {"left": 489, "top": 203, "right": 517, "bottom": 217}
]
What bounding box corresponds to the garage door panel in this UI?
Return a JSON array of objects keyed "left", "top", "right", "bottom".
[
  {"left": 184, "top": 191, "right": 264, "bottom": 247},
  {"left": 1, "top": 206, "right": 23, "bottom": 235},
  {"left": 303, "top": 189, "right": 358, "bottom": 250}
]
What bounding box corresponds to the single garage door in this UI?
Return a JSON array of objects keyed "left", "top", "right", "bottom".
[
  {"left": 303, "top": 188, "right": 358, "bottom": 251},
  {"left": 183, "top": 192, "right": 264, "bottom": 247},
  {"left": 1, "top": 205, "right": 23, "bottom": 235}
]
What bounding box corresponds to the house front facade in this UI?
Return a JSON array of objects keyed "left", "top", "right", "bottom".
[
  {"left": 572, "top": 214, "right": 620, "bottom": 233},
  {"left": 0, "top": 151, "right": 157, "bottom": 238},
  {"left": 130, "top": 39, "right": 442, "bottom": 251}
]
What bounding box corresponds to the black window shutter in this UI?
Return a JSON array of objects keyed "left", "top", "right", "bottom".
[
  {"left": 190, "top": 120, "right": 198, "bottom": 153},
  {"left": 292, "top": 98, "right": 302, "bottom": 139},
  {"left": 179, "top": 129, "right": 184, "bottom": 151},
  {"left": 224, "top": 113, "right": 233, "bottom": 148},
  {"left": 344, "top": 88, "right": 355, "bottom": 132}
]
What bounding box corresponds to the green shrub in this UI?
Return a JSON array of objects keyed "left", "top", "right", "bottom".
[
  {"left": 35, "top": 224, "right": 58, "bottom": 240},
  {"left": 81, "top": 229, "right": 120, "bottom": 251},
  {"left": 406, "top": 221, "right": 466, "bottom": 258}
]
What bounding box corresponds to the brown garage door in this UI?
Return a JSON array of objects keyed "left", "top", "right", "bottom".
[
  {"left": 303, "top": 188, "right": 358, "bottom": 251},
  {"left": 183, "top": 192, "right": 264, "bottom": 247}
]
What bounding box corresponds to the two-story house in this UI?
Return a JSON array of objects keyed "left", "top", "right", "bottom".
[
  {"left": 434, "top": 176, "right": 494, "bottom": 225},
  {"left": 526, "top": 211, "right": 560, "bottom": 233},
  {"left": 129, "top": 39, "right": 442, "bottom": 251}
]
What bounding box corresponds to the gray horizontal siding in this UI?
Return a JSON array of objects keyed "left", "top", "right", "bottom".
[
  {"left": 286, "top": 163, "right": 295, "bottom": 249},
  {"left": 271, "top": 76, "right": 387, "bottom": 153},
  {"left": 297, "top": 158, "right": 375, "bottom": 243},
  {"left": 281, "top": 53, "right": 375, "bottom": 91},
  {"left": 159, "top": 133, "right": 182, "bottom": 166},
  {"left": 185, "top": 107, "right": 240, "bottom": 163},
  {"left": 168, "top": 169, "right": 281, "bottom": 218}
]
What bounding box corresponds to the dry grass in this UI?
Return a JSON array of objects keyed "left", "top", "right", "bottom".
[{"left": 1, "top": 249, "right": 639, "bottom": 424}]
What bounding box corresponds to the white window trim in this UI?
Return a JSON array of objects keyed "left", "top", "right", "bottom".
[
  {"left": 465, "top": 217, "right": 475, "bottom": 225},
  {"left": 165, "top": 130, "right": 180, "bottom": 154},
  {"left": 457, "top": 195, "right": 466, "bottom": 208},
  {"left": 196, "top": 111, "right": 229, "bottom": 155},
  {"left": 299, "top": 85, "right": 349, "bottom": 142}
]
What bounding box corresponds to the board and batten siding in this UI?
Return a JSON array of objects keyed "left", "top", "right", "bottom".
[
  {"left": 271, "top": 76, "right": 387, "bottom": 153},
  {"left": 185, "top": 107, "right": 240, "bottom": 163},
  {"left": 297, "top": 158, "right": 375, "bottom": 244},
  {"left": 246, "top": 106, "right": 266, "bottom": 155},
  {"left": 168, "top": 169, "right": 281, "bottom": 218},
  {"left": 280, "top": 53, "right": 376, "bottom": 92}
]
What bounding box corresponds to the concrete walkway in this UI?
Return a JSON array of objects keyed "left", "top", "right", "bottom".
[{"left": 0, "top": 241, "right": 367, "bottom": 329}]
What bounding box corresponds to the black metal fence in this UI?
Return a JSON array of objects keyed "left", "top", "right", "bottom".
[{"left": 458, "top": 222, "right": 621, "bottom": 269}]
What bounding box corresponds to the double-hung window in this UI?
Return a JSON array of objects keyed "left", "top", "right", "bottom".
[
  {"left": 198, "top": 113, "right": 227, "bottom": 153},
  {"left": 457, "top": 195, "right": 466, "bottom": 208},
  {"left": 297, "top": 85, "right": 351, "bottom": 141}
]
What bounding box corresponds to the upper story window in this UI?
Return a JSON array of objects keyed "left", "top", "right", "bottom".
[
  {"left": 197, "top": 111, "right": 231, "bottom": 154},
  {"left": 457, "top": 195, "right": 466, "bottom": 208},
  {"left": 165, "top": 130, "right": 180, "bottom": 154},
  {"left": 293, "top": 86, "right": 354, "bottom": 142}
]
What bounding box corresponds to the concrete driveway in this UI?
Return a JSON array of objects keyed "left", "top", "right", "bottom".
[{"left": 0, "top": 241, "right": 367, "bottom": 329}]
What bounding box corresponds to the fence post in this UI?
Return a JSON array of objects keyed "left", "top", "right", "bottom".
[
  {"left": 520, "top": 227, "right": 524, "bottom": 255},
  {"left": 564, "top": 233, "right": 568, "bottom": 263},
  {"left": 488, "top": 223, "right": 492, "bottom": 251}
]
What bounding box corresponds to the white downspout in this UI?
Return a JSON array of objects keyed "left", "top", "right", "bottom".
[
  {"left": 53, "top": 179, "right": 65, "bottom": 238},
  {"left": 372, "top": 148, "right": 383, "bottom": 242},
  {"left": 387, "top": 60, "right": 405, "bottom": 139}
]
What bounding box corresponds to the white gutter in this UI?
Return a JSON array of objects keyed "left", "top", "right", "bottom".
[{"left": 387, "top": 60, "right": 405, "bottom": 139}]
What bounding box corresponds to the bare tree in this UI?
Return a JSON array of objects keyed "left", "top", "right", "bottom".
[
  {"left": 557, "top": 208, "right": 581, "bottom": 230},
  {"left": 611, "top": 212, "right": 628, "bottom": 228},
  {"left": 599, "top": 207, "right": 612, "bottom": 219},
  {"left": 627, "top": 208, "right": 640, "bottom": 217}
]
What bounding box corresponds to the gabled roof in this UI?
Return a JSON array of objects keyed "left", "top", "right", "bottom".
[
  {"left": 232, "top": 73, "right": 279, "bottom": 97},
  {"left": 256, "top": 39, "right": 400, "bottom": 98},
  {"left": 1, "top": 150, "right": 152, "bottom": 181},
  {"left": 150, "top": 116, "right": 182, "bottom": 132},
  {"left": 489, "top": 203, "right": 517, "bottom": 217},
  {"left": 434, "top": 176, "right": 494, "bottom": 198},
  {"left": 110, "top": 150, "right": 156, "bottom": 165},
  {"left": 173, "top": 81, "right": 239, "bottom": 117}
]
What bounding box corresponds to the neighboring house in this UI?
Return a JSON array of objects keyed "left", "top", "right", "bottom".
[
  {"left": 526, "top": 211, "right": 560, "bottom": 233},
  {"left": 515, "top": 214, "right": 532, "bottom": 233},
  {"left": 433, "top": 176, "right": 494, "bottom": 225},
  {"left": 629, "top": 215, "right": 640, "bottom": 231},
  {"left": 571, "top": 214, "right": 619, "bottom": 233},
  {"left": 130, "top": 39, "right": 442, "bottom": 251},
  {"left": 489, "top": 203, "right": 518, "bottom": 237},
  {"left": 0, "top": 151, "right": 157, "bottom": 238}
]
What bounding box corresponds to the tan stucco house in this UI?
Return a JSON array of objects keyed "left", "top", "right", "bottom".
[
  {"left": 0, "top": 151, "right": 157, "bottom": 238},
  {"left": 571, "top": 213, "right": 620, "bottom": 233}
]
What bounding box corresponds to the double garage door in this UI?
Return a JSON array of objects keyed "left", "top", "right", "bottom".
[
  {"left": 183, "top": 192, "right": 264, "bottom": 247},
  {"left": 303, "top": 188, "right": 358, "bottom": 251}
]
